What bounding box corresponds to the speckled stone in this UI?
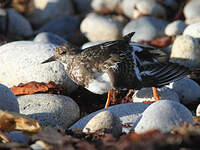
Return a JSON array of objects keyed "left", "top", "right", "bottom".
[
  {"left": 34, "top": 32, "right": 67, "bottom": 46},
  {"left": 183, "top": 22, "right": 200, "bottom": 38},
  {"left": 123, "top": 16, "right": 168, "bottom": 42},
  {"left": 70, "top": 103, "right": 151, "bottom": 133},
  {"left": 134, "top": 100, "right": 193, "bottom": 133},
  {"left": 0, "top": 84, "right": 19, "bottom": 112},
  {"left": 166, "top": 78, "right": 200, "bottom": 104},
  {"left": 27, "top": 0, "right": 74, "bottom": 27},
  {"left": 133, "top": 87, "right": 179, "bottom": 102},
  {"left": 17, "top": 94, "right": 80, "bottom": 129},
  {"left": 170, "top": 35, "right": 200, "bottom": 70},
  {"left": 165, "top": 20, "right": 187, "bottom": 36},
  {"left": 80, "top": 13, "right": 123, "bottom": 41},
  {"left": 83, "top": 111, "right": 122, "bottom": 137}
]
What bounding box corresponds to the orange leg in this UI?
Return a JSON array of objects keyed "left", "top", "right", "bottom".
[
  {"left": 105, "top": 90, "right": 113, "bottom": 108},
  {"left": 152, "top": 87, "right": 160, "bottom": 101}
]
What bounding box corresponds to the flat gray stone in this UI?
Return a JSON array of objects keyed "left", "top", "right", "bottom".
[
  {"left": 27, "top": 0, "right": 74, "bottom": 27},
  {"left": 170, "top": 35, "right": 200, "bottom": 70},
  {"left": 34, "top": 32, "right": 67, "bottom": 46},
  {"left": 166, "top": 78, "right": 200, "bottom": 104},
  {"left": 123, "top": 16, "right": 168, "bottom": 42},
  {"left": 134, "top": 100, "right": 193, "bottom": 133},
  {"left": 17, "top": 94, "right": 80, "bottom": 129},
  {"left": 83, "top": 111, "right": 122, "bottom": 137},
  {"left": 0, "top": 84, "right": 19, "bottom": 112},
  {"left": 133, "top": 87, "right": 179, "bottom": 102},
  {"left": 183, "top": 22, "right": 200, "bottom": 38},
  {"left": 70, "top": 103, "right": 150, "bottom": 133},
  {"left": 80, "top": 13, "right": 123, "bottom": 41},
  {"left": 165, "top": 20, "right": 187, "bottom": 36}
]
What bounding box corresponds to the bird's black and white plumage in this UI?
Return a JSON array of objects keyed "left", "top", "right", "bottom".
[{"left": 47, "top": 32, "right": 190, "bottom": 95}]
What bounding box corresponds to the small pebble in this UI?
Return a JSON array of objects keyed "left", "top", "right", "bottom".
[
  {"left": 184, "top": 0, "right": 200, "bottom": 24},
  {"left": 121, "top": 0, "right": 140, "bottom": 18},
  {"left": 165, "top": 20, "right": 187, "bottom": 36},
  {"left": 133, "top": 87, "right": 179, "bottom": 102},
  {"left": 17, "top": 94, "right": 80, "bottom": 129},
  {"left": 36, "top": 16, "right": 80, "bottom": 41},
  {"left": 80, "top": 13, "right": 123, "bottom": 41},
  {"left": 27, "top": 0, "right": 74, "bottom": 27},
  {"left": 170, "top": 35, "right": 200, "bottom": 70},
  {"left": 0, "top": 84, "right": 19, "bottom": 112},
  {"left": 166, "top": 78, "right": 200, "bottom": 104},
  {"left": 196, "top": 104, "right": 200, "bottom": 116},
  {"left": 34, "top": 32, "right": 67, "bottom": 46},
  {"left": 123, "top": 16, "right": 168, "bottom": 42},
  {"left": 183, "top": 22, "right": 200, "bottom": 38},
  {"left": 83, "top": 111, "right": 122, "bottom": 137},
  {"left": 134, "top": 100, "right": 193, "bottom": 133},
  {"left": 70, "top": 102, "right": 150, "bottom": 133}
]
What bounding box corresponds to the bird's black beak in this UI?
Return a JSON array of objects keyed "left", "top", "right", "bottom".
[{"left": 42, "top": 56, "right": 56, "bottom": 64}]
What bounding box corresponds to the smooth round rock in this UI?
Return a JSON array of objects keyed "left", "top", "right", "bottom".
[
  {"left": 165, "top": 20, "right": 187, "bottom": 36},
  {"left": 34, "top": 32, "right": 67, "bottom": 46},
  {"left": 121, "top": 0, "right": 140, "bottom": 18},
  {"left": 17, "top": 94, "right": 80, "bottom": 129},
  {"left": 81, "top": 41, "right": 104, "bottom": 49},
  {"left": 183, "top": 22, "right": 200, "bottom": 38},
  {"left": 133, "top": 87, "right": 179, "bottom": 102},
  {"left": 80, "top": 13, "right": 123, "bottom": 41},
  {"left": 123, "top": 16, "right": 168, "bottom": 42},
  {"left": 196, "top": 104, "right": 200, "bottom": 116},
  {"left": 91, "top": 0, "right": 119, "bottom": 12},
  {"left": 70, "top": 102, "right": 151, "bottom": 133},
  {"left": 0, "top": 84, "right": 19, "bottom": 112},
  {"left": 134, "top": 100, "right": 193, "bottom": 133},
  {"left": 27, "top": 0, "right": 74, "bottom": 27},
  {"left": 166, "top": 78, "right": 200, "bottom": 104},
  {"left": 83, "top": 111, "right": 122, "bottom": 137},
  {"left": 0, "top": 8, "right": 33, "bottom": 38},
  {"left": 184, "top": 0, "right": 200, "bottom": 22},
  {"left": 36, "top": 16, "right": 80, "bottom": 41},
  {"left": 170, "top": 35, "right": 200, "bottom": 70},
  {"left": 133, "top": 1, "right": 166, "bottom": 19}
]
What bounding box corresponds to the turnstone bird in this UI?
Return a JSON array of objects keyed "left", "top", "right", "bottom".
[{"left": 45, "top": 32, "right": 190, "bottom": 108}]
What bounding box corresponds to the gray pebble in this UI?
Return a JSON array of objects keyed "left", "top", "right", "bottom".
[
  {"left": 134, "top": 100, "right": 193, "bottom": 133},
  {"left": 17, "top": 94, "right": 80, "bottom": 129},
  {"left": 165, "top": 20, "right": 187, "bottom": 36},
  {"left": 133, "top": 87, "right": 179, "bottom": 102},
  {"left": 166, "top": 78, "right": 200, "bottom": 104},
  {"left": 80, "top": 13, "right": 123, "bottom": 41},
  {"left": 27, "top": 0, "right": 74, "bottom": 27},
  {"left": 123, "top": 16, "right": 168, "bottom": 42},
  {"left": 34, "top": 32, "right": 67, "bottom": 46},
  {"left": 83, "top": 111, "right": 122, "bottom": 137},
  {"left": 0, "top": 84, "right": 19, "bottom": 112}
]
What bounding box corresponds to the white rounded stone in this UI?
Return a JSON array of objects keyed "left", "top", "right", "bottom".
[
  {"left": 27, "top": 0, "right": 74, "bottom": 27},
  {"left": 196, "top": 104, "right": 200, "bottom": 116},
  {"left": 0, "top": 84, "right": 19, "bottom": 112},
  {"left": 17, "top": 94, "right": 80, "bottom": 129},
  {"left": 133, "top": 87, "right": 179, "bottom": 102},
  {"left": 121, "top": 0, "right": 140, "bottom": 18},
  {"left": 91, "top": 0, "right": 119, "bottom": 12},
  {"left": 183, "top": 22, "right": 200, "bottom": 38},
  {"left": 165, "top": 20, "right": 187, "bottom": 36},
  {"left": 83, "top": 111, "right": 122, "bottom": 137},
  {"left": 134, "top": 100, "right": 193, "bottom": 133},
  {"left": 184, "top": 0, "right": 200, "bottom": 21},
  {"left": 80, "top": 13, "right": 123, "bottom": 41},
  {"left": 7, "top": 9, "right": 33, "bottom": 38},
  {"left": 170, "top": 35, "right": 200, "bottom": 69},
  {"left": 70, "top": 102, "right": 151, "bottom": 133},
  {"left": 133, "top": 1, "right": 166, "bottom": 19},
  {"left": 166, "top": 78, "right": 200, "bottom": 104}
]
